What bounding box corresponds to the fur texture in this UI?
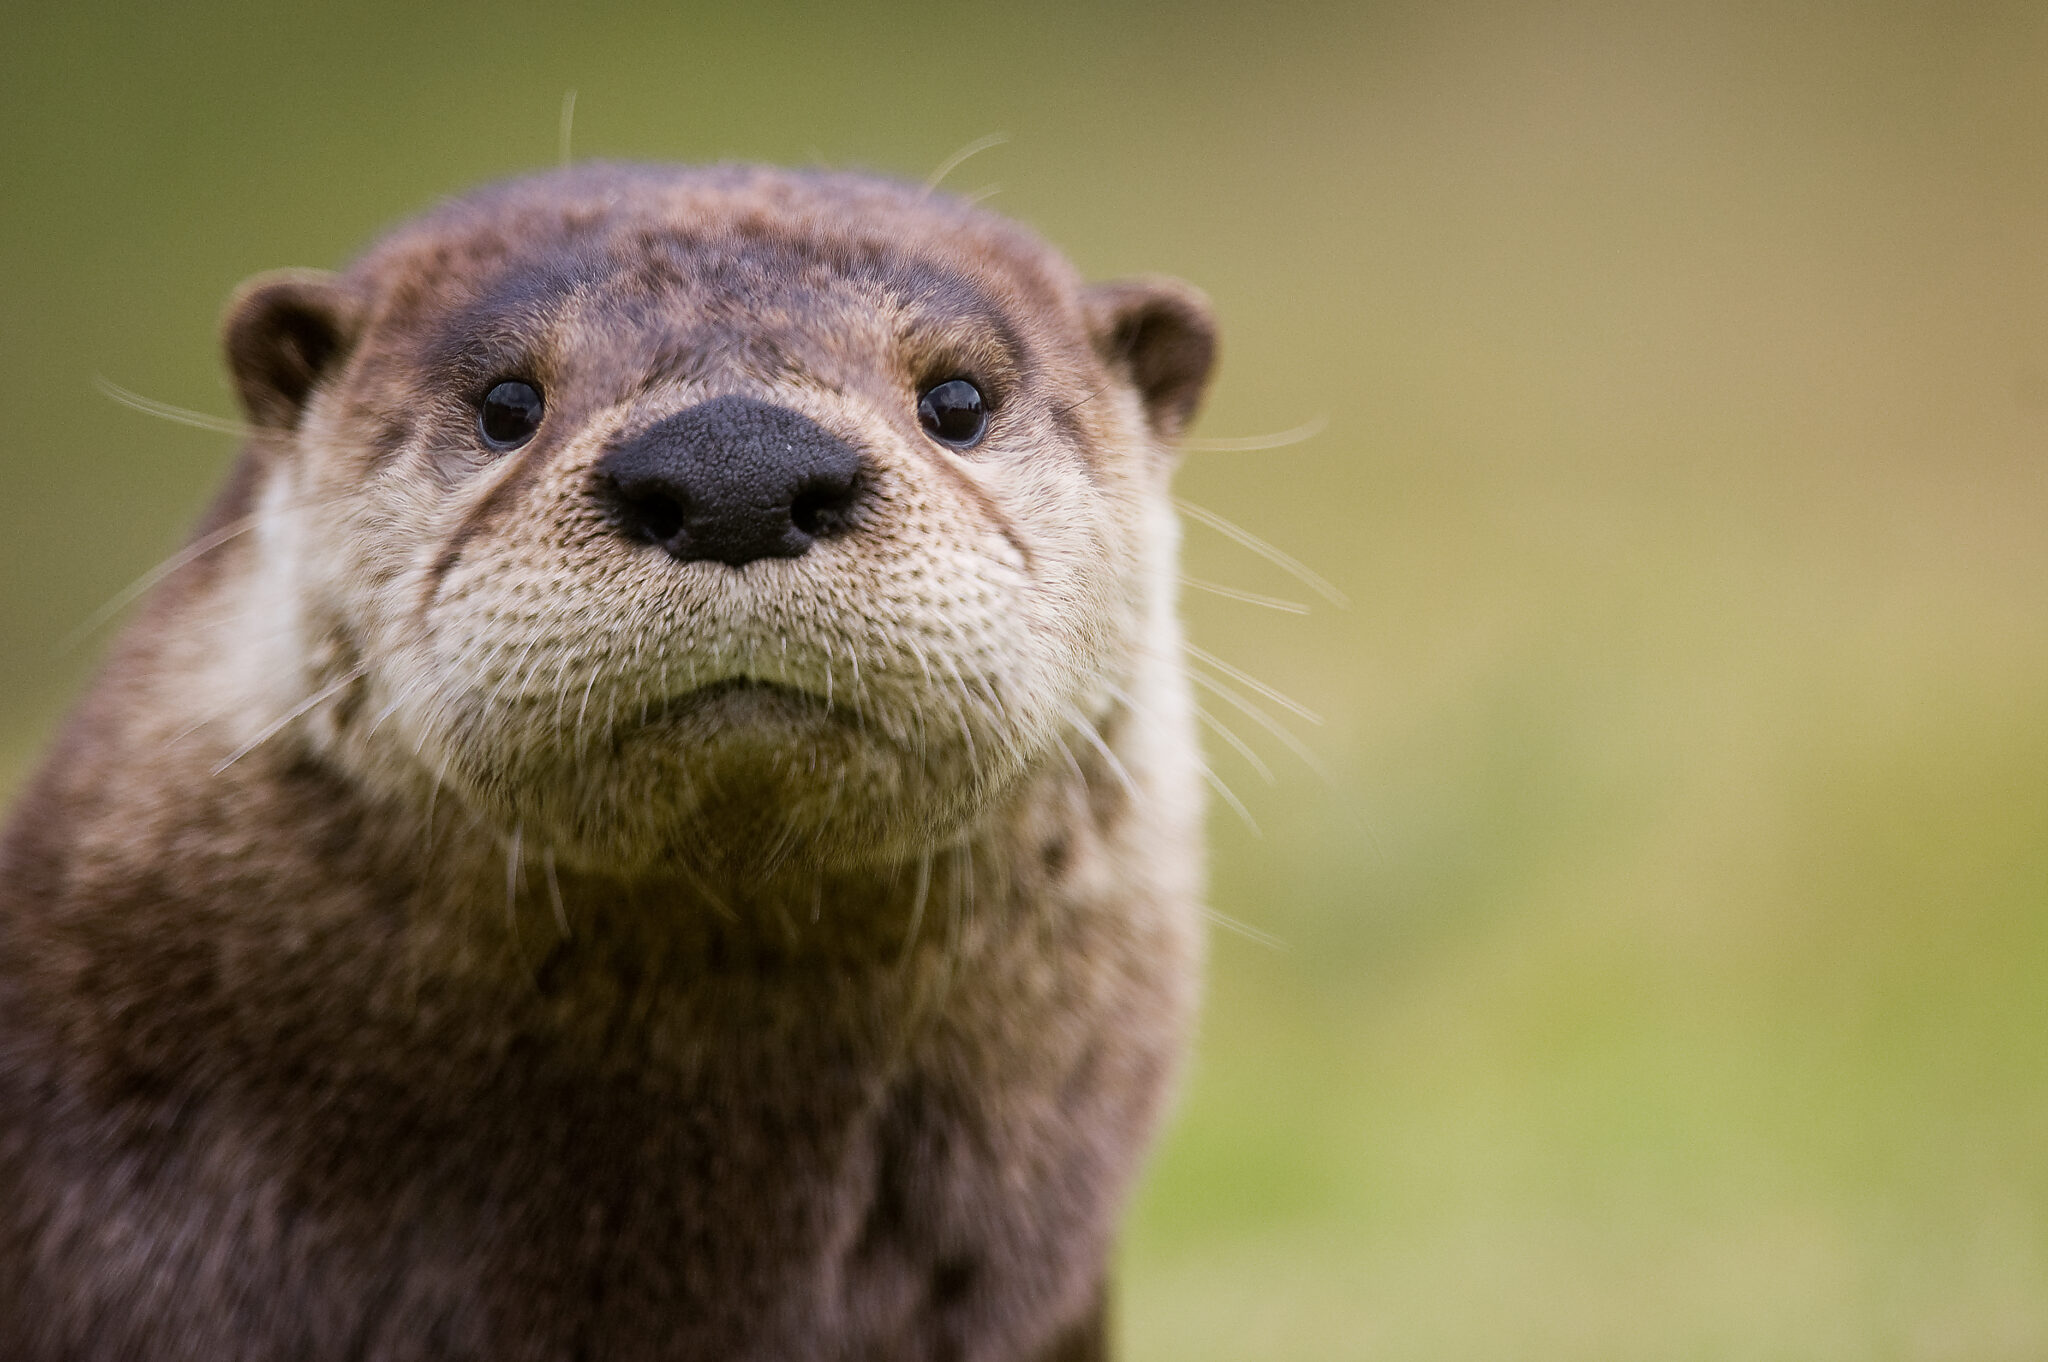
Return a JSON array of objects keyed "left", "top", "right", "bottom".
[{"left": 0, "top": 164, "right": 1215, "bottom": 1361}]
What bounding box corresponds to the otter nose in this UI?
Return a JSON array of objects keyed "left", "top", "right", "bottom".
[{"left": 592, "top": 395, "right": 864, "bottom": 567}]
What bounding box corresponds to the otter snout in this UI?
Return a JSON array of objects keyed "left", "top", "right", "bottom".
[{"left": 593, "top": 394, "right": 864, "bottom": 567}]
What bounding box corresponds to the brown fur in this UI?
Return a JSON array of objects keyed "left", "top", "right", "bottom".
[{"left": 0, "top": 164, "right": 1215, "bottom": 1360}]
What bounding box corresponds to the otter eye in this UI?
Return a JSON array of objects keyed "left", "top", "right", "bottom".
[
  {"left": 917, "top": 378, "right": 987, "bottom": 448},
  {"left": 478, "top": 379, "right": 544, "bottom": 449}
]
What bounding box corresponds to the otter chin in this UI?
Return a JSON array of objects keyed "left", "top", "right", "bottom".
[{"left": 0, "top": 163, "right": 1215, "bottom": 1361}]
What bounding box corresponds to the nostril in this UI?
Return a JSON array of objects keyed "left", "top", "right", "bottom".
[
  {"left": 609, "top": 479, "right": 689, "bottom": 546},
  {"left": 789, "top": 475, "right": 860, "bottom": 541}
]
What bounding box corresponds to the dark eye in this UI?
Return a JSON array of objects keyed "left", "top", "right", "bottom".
[
  {"left": 478, "top": 379, "right": 544, "bottom": 449},
  {"left": 917, "top": 378, "right": 987, "bottom": 448}
]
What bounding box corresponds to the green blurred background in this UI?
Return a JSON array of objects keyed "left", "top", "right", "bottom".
[{"left": 6, "top": 2, "right": 2047, "bottom": 1355}]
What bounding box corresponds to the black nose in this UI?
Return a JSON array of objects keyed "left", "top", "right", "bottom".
[{"left": 592, "top": 395, "right": 864, "bottom": 567}]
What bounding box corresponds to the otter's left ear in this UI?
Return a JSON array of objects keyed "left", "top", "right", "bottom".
[
  {"left": 1083, "top": 276, "right": 1217, "bottom": 442},
  {"left": 222, "top": 269, "right": 365, "bottom": 432}
]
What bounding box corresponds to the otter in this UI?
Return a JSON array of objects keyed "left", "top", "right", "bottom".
[{"left": 0, "top": 164, "right": 1215, "bottom": 1361}]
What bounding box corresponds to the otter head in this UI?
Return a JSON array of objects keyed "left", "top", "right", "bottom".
[{"left": 219, "top": 165, "right": 1214, "bottom": 873}]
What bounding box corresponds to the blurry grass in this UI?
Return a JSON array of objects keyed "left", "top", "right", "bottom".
[
  {"left": 1134, "top": 451, "right": 2048, "bottom": 1355},
  {"left": 7, "top": 2, "right": 2048, "bottom": 1357}
]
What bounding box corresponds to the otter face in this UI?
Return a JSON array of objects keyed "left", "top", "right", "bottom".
[{"left": 221, "top": 166, "right": 1213, "bottom": 872}]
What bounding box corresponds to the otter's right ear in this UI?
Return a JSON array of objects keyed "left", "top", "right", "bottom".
[{"left": 222, "top": 270, "right": 363, "bottom": 431}]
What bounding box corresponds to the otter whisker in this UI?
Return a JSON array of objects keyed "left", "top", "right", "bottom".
[
  {"left": 1172, "top": 496, "right": 1349, "bottom": 608},
  {"left": 420, "top": 741, "right": 465, "bottom": 834},
  {"left": 364, "top": 681, "right": 415, "bottom": 741},
  {"left": 574, "top": 666, "right": 602, "bottom": 743},
  {"left": 967, "top": 671, "right": 1011, "bottom": 744},
  {"left": 57, "top": 513, "right": 264, "bottom": 655},
  {"left": 1192, "top": 703, "right": 1275, "bottom": 785},
  {"left": 1052, "top": 729, "right": 1089, "bottom": 791},
  {"left": 1202, "top": 907, "right": 1286, "bottom": 951},
  {"left": 505, "top": 823, "right": 523, "bottom": 932},
  {"left": 1183, "top": 643, "right": 1323, "bottom": 726},
  {"left": 541, "top": 845, "right": 570, "bottom": 939},
  {"left": 922, "top": 844, "right": 964, "bottom": 1011},
  {"left": 1179, "top": 415, "right": 1328, "bottom": 453},
  {"left": 210, "top": 665, "right": 368, "bottom": 775},
  {"left": 94, "top": 376, "right": 251, "bottom": 438},
  {"left": 924, "top": 133, "right": 1009, "bottom": 194},
  {"left": 896, "top": 849, "right": 934, "bottom": 970},
  {"left": 631, "top": 628, "right": 651, "bottom": 728},
  {"left": 1064, "top": 705, "right": 1140, "bottom": 804},
  {"left": 1186, "top": 669, "right": 1333, "bottom": 784},
  {"left": 931, "top": 650, "right": 981, "bottom": 768},
  {"left": 159, "top": 613, "right": 339, "bottom": 745},
  {"left": 558, "top": 89, "right": 577, "bottom": 168},
  {"left": 670, "top": 852, "right": 738, "bottom": 925},
  {"left": 960, "top": 837, "right": 976, "bottom": 936},
  {"left": 1049, "top": 377, "right": 1115, "bottom": 424},
  {"left": 759, "top": 800, "right": 809, "bottom": 882},
  {"left": 1199, "top": 762, "right": 1260, "bottom": 836},
  {"left": 1179, "top": 576, "right": 1310, "bottom": 614}
]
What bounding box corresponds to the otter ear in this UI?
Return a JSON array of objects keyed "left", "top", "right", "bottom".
[
  {"left": 222, "top": 269, "right": 363, "bottom": 431},
  {"left": 1083, "top": 276, "right": 1217, "bottom": 442}
]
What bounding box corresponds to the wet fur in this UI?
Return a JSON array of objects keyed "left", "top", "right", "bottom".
[{"left": 0, "top": 165, "right": 1213, "bottom": 1360}]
